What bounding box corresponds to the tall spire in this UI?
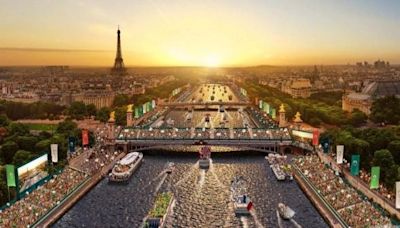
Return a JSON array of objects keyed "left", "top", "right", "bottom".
[{"left": 111, "top": 26, "right": 126, "bottom": 76}]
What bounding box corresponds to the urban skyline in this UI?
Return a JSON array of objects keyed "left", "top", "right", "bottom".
[{"left": 1, "top": 0, "right": 400, "bottom": 66}]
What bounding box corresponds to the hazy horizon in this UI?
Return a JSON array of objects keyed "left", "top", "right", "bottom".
[{"left": 1, "top": 0, "right": 400, "bottom": 66}]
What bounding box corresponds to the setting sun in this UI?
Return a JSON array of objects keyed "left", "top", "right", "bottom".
[{"left": 203, "top": 54, "right": 221, "bottom": 67}]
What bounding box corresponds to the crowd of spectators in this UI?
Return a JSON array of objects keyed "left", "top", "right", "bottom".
[
  {"left": 0, "top": 168, "right": 87, "bottom": 227},
  {"left": 294, "top": 154, "right": 391, "bottom": 227}
]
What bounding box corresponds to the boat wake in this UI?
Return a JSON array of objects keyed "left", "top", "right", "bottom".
[
  {"left": 240, "top": 216, "right": 249, "bottom": 228},
  {"left": 198, "top": 169, "right": 206, "bottom": 188},
  {"left": 154, "top": 173, "right": 168, "bottom": 195},
  {"left": 174, "top": 161, "right": 199, "bottom": 187},
  {"left": 249, "top": 209, "right": 264, "bottom": 228}
]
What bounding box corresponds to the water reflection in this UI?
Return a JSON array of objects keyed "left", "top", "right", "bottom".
[{"left": 54, "top": 152, "right": 327, "bottom": 228}]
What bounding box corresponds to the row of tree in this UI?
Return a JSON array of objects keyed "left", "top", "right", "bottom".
[
  {"left": 0, "top": 100, "right": 64, "bottom": 120},
  {"left": 321, "top": 126, "right": 400, "bottom": 191},
  {"left": 0, "top": 115, "right": 93, "bottom": 206}
]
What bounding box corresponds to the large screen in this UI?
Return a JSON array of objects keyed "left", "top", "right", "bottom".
[
  {"left": 292, "top": 129, "right": 313, "bottom": 139},
  {"left": 17, "top": 154, "right": 49, "bottom": 193}
]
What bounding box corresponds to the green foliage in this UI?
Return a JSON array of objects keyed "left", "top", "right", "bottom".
[
  {"left": 12, "top": 150, "right": 32, "bottom": 166},
  {"left": 15, "top": 136, "right": 39, "bottom": 152},
  {"left": 149, "top": 192, "right": 172, "bottom": 218},
  {"left": 56, "top": 119, "right": 78, "bottom": 135},
  {"left": 112, "top": 94, "right": 130, "bottom": 107},
  {"left": 370, "top": 96, "right": 400, "bottom": 125},
  {"left": 0, "top": 100, "right": 64, "bottom": 120},
  {"left": 0, "top": 115, "right": 10, "bottom": 127},
  {"left": 349, "top": 109, "right": 368, "bottom": 127},
  {"left": 95, "top": 107, "right": 111, "bottom": 123},
  {"left": 0, "top": 141, "right": 19, "bottom": 164},
  {"left": 67, "top": 102, "right": 87, "bottom": 120},
  {"left": 25, "top": 123, "right": 57, "bottom": 131},
  {"left": 115, "top": 106, "right": 127, "bottom": 126},
  {"left": 373, "top": 149, "right": 398, "bottom": 190},
  {"left": 388, "top": 140, "right": 400, "bottom": 164},
  {"left": 325, "top": 126, "right": 400, "bottom": 190},
  {"left": 309, "top": 91, "right": 343, "bottom": 106},
  {"left": 7, "top": 123, "right": 29, "bottom": 136},
  {"left": 86, "top": 104, "right": 97, "bottom": 117}
]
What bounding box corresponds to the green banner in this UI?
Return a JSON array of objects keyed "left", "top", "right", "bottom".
[
  {"left": 351, "top": 154, "right": 360, "bottom": 176},
  {"left": 259, "top": 100, "right": 263, "bottom": 109},
  {"left": 138, "top": 106, "right": 143, "bottom": 117},
  {"left": 370, "top": 166, "right": 380, "bottom": 189},
  {"left": 263, "top": 102, "right": 270, "bottom": 113},
  {"left": 6, "top": 164, "right": 16, "bottom": 187},
  {"left": 134, "top": 107, "right": 139, "bottom": 118},
  {"left": 271, "top": 108, "right": 276, "bottom": 119},
  {"left": 147, "top": 102, "right": 152, "bottom": 111}
]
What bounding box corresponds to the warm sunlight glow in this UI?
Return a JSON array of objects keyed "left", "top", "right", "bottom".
[{"left": 203, "top": 54, "right": 221, "bottom": 67}]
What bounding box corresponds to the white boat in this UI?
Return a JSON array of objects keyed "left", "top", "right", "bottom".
[
  {"left": 231, "top": 176, "right": 253, "bottom": 215},
  {"left": 109, "top": 152, "right": 143, "bottom": 183},
  {"left": 265, "top": 155, "right": 293, "bottom": 181},
  {"left": 278, "top": 203, "right": 295, "bottom": 220},
  {"left": 165, "top": 162, "right": 175, "bottom": 174}
]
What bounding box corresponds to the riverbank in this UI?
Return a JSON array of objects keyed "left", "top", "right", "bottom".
[
  {"left": 293, "top": 166, "right": 347, "bottom": 228},
  {"left": 34, "top": 152, "right": 126, "bottom": 227}
]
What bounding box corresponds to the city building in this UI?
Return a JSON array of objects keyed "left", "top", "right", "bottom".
[
  {"left": 342, "top": 80, "right": 400, "bottom": 115},
  {"left": 281, "top": 78, "right": 312, "bottom": 98}
]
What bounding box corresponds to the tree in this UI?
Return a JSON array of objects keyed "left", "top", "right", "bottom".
[
  {"left": 12, "top": 150, "right": 32, "bottom": 166},
  {"left": 113, "top": 94, "right": 130, "bottom": 107},
  {"left": 349, "top": 109, "right": 367, "bottom": 127},
  {"left": 388, "top": 140, "right": 400, "bottom": 164},
  {"left": 16, "top": 136, "right": 39, "bottom": 151},
  {"left": 115, "top": 106, "right": 127, "bottom": 126},
  {"left": 370, "top": 96, "right": 400, "bottom": 125},
  {"left": 86, "top": 104, "right": 97, "bottom": 117},
  {"left": 8, "top": 122, "right": 29, "bottom": 136},
  {"left": 0, "top": 114, "right": 10, "bottom": 127},
  {"left": 56, "top": 119, "right": 78, "bottom": 135},
  {"left": 95, "top": 107, "right": 111, "bottom": 123},
  {"left": 35, "top": 139, "right": 51, "bottom": 154},
  {"left": 68, "top": 101, "right": 87, "bottom": 120},
  {"left": 373, "top": 149, "right": 397, "bottom": 189},
  {"left": 0, "top": 141, "right": 19, "bottom": 164}
]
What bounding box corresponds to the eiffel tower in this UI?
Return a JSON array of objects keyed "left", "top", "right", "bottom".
[{"left": 111, "top": 26, "right": 127, "bottom": 75}]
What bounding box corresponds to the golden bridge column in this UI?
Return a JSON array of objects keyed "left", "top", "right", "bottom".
[
  {"left": 108, "top": 111, "right": 116, "bottom": 141},
  {"left": 279, "top": 104, "right": 287, "bottom": 128},
  {"left": 126, "top": 104, "right": 133, "bottom": 127}
]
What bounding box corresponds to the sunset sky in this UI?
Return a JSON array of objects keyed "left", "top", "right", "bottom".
[{"left": 0, "top": 0, "right": 399, "bottom": 66}]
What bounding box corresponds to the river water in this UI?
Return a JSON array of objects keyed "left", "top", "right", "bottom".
[{"left": 53, "top": 152, "right": 327, "bottom": 228}]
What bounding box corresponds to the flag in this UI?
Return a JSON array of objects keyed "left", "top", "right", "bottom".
[
  {"left": 351, "top": 155, "right": 360, "bottom": 176},
  {"left": 370, "top": 166, "right": 380, "bottom": 189},
  {"left": 68, "top": 136, "right": 76, "bottom": 153},
  {"left": 142, "top": 103, "right": 147, "bottom": 114},
  {"left": 138, "top": 106, "right": 143, "bottom": 116},
  {"left": 51, "top": 144, "right": 58, "bottom": 163},
  {"left": 320, "top": 138, "right": 330, "bottom": 153},
  {"left": 6, "top": 164, "right": 16, "bottom": 187},
  {"left": 396, "top": 182, "right": 400, "bottom": 209},
  {"left": 312, "top": 129, "right": 319, "bottom": 146},
  {"left": 82, "top": 129, "right": 89, "bottom": 146},
  {"left": 259, "top": 100, "right": 263, "bottom": 109},
  {"left": 152, "top": 100, "right": 156, "bottom": 109},
  {"left": 271, "top": 108, "right": 276, "bottom": 119},
  {"left": 336, "top": 145, "right": 344, "bottom": 164},
  {"left": 247, "top": 201, "right": 253, "bottom": 211},
  {"left": 134, "top": 107, "right": 139, "bottom": 118},
  {"left": 147, "top": 102, "right": 152, "bottom": 111}
]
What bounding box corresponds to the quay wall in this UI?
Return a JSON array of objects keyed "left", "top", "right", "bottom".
[{"left": 293, "top": 168, "right": 346, "bottom": 228}]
